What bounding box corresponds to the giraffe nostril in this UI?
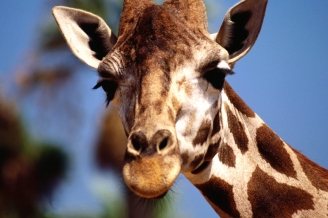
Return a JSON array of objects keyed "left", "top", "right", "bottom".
[
  {"left": 129, "top": 130, "right": 174, "bottom": 155},
  {"left": 159, "top": 137, "right": 169, "bottom": 150},
  {"left": 153, "top": 130, "right": 173, "bottom": 152},
  {"left": 129, "top": 131, "right": 147, "bottom": 153},
  {"left": 131, "top": 138, "right": 141, "bottom": 152}
]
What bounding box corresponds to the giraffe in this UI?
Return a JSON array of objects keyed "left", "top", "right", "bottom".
[{"left": 52, "top": 0, "right": 328, "bottom": 217}]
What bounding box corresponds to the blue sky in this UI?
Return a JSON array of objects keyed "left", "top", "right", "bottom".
[{"left": 1, "top": 0, "right": 328, "bottom": 217}]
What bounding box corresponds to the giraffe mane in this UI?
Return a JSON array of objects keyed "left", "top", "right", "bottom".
[{"left": 292, "top": 148, "right": 328, "bottom": 191}]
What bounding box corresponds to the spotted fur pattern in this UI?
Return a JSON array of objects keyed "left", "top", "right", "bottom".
[{"left": 185, "top": 83, "right": 328, "bottom": 217}]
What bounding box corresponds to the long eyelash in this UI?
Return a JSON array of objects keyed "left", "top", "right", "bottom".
[
  {"left": 105, "top": 94, "right": 111, "bottom": 107},
  {"left": 92, "top": 82, "right": 111, "bottom": 107},
  {"left": 203, "top": 67, "right": 235, "bottom": 90}
]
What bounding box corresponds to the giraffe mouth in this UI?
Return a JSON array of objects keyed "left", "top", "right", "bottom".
[{"left": 122, "top": 154, "right": 181, "bottom": 199}]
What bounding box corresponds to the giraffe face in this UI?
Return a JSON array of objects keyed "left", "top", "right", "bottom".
[
  {"left": 98, "top": 51, "right": 231, "bottom": 198},
  {"left": 94, "top": 6, "right": 232, "bottom": 198}
]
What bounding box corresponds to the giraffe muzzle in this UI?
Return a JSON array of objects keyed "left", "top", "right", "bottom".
[{"left": 123, "top": 129, "right": 181, "bottom": 198}]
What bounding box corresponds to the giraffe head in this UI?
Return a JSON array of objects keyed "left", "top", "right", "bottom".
[{"left": 53, "top": 0, "right": 267, "bottom": 198}]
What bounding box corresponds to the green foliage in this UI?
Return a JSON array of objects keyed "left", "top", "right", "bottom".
[{"left": 0, "top": 96, "right": 69, "bottom": 218}]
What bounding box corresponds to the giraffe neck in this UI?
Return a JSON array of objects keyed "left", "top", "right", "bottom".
[{"left": 183, "top": 82, "right": 328, "bottom": 218}]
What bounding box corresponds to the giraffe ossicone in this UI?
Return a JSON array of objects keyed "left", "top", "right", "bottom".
[{"left": 53, "top": 0, "right": 328, "bottom": 217}]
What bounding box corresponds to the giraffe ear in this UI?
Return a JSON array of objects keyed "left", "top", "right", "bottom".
[
  {"left": 212, "top": 0, "right": 268, "bottom": 64},
  {"left": 52, "top": 6, "right": 117, "bottom": 69}
]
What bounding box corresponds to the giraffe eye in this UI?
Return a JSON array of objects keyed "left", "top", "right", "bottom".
[
  {"left": 93, "top": 80, "right": 118, "bottom": 106},
  {"left": 203, "top": 68, "right": 234, "bottom": 90}
]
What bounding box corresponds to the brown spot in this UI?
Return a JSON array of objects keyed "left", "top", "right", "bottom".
[
  {"left": 166, "top": 108, "right": 175, "bottom": 123},
  {"left": 211, "top": 111, "right": 221, "bottom": 137},
  {"left": 181, "top": 152, "right": 189, "bottom": 166},
  {"left": 294, "top": 149, "right": 328, "bottom": 192},
  {"left": 212, "top": 99, "right": 219, "bottom": 109},
  {"left": 153, "top": 100, "right": 163, "bottom": 115},
  {"left": 171, "top": 96, "right": 180, "bottom": 113},
  {"left": 248, "top": 167, "right": 314, "bottom": 218},
  {"left": 190, "top": 154, "right": 204, "bottom": 170},
  {"left": 223, "top": 82, "right": 255, "bottom": 118},
  {"left": 204, "top": 138, "right": 221, "bottom": 161},
  {"left": 256, "top": 124, "right": 297, "bottom": 178},
  {"left": 192, "top": 120, "right": 211, "bottom": 146},
  {"left": 138, "top": 104, "right": 146, "bottom": 115},
  {"left": 184, "top": 83, "right": 193, "bottom": 97},
  {"left": 177, "top": 76, "right": 186, "bottom": 87},
  {"left": 218, "top": 142, "right": 236, "bottom": 168},
  {"left": 225, "top": 104, "right": 248, "bottom": 154},
  {"left": 196, "top": 176, "right": 240, "bottom": 217}
]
